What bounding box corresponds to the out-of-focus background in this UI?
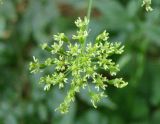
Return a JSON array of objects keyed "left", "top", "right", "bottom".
[{"left": 0, "top": 0, "right": 160, "bottom": 124}]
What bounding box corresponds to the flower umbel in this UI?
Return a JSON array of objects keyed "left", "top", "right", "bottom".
[{"left": 29, "top": 17, "right": 128, "bottom": 114}]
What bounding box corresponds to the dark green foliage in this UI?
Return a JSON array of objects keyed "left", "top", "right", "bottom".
[{"left": 0, "top": 0, "right": 160, "bottom": 123}]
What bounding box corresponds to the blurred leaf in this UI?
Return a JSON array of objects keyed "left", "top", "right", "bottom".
[
  {"left": 152, "top": 109, "right": 160, "bottom": 124},
  {"left": 0, "top": 17, "right": 6, "bottom": 38},
  {"left": 126, "top": 0, "right": 139, "bottom": 18},
  {"left": 38, "top": 104, "right": 48, "bottom": 121},
  {"left": 150, "top": 62, "right": 160, "bottom": 105},
  {"left": 4, "top": 114, "right": 17, "bottom": 124},
  {"left": 76, "top": 110, "right": 108, "bottom": 124},
  {"left": 118, "top": 53, "right": 132, "bottom": 69},
  {"left": 95, "top": 0, "right": 127, "bottom": 30},
  {"left": 131, "top": 98, "right": 149, "bottom": 119}
]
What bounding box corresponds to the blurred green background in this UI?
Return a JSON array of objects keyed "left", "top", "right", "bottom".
[{"left": 0, "top": 0, "right": 160, "bottom": 124}]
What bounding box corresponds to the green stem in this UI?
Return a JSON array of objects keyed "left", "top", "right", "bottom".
[
  {"left": 87, "top": 0, "right": 93, "bottom": 28},
  {"left": 83, "top": 0, "right": 93, "bottom": 52}
]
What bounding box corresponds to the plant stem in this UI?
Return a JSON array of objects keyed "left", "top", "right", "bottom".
[
  {"left": 83, "top": 0, "right": 93, "bottom": 52},
  {"left": 87, "top": 0, "right": 93, "bottom": 29}
]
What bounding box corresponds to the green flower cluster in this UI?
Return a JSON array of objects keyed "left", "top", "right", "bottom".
[
  {"left": 29, "top": 17, "right": 128, "bottom": 114},
  {"left": 142, "top": 0, "right": 153, "bottom": 11}
]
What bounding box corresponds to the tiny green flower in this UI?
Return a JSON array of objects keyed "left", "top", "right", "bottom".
[
  {"left": 29, "top": 56, "right": 40, "bottom": 73},
  {"left": 93, "top": 74, "right": 108, "bottom": 91},
  {"left": 142, "top": 0, "right": 153, "bottom": 11},
  {"left": 96, "top": 30, "right": 109, "bottom": 42},
  {"left": 90, "top": 91, "right": 107, "bottom": 108},
  {"left": 67, "top": 43, "right": 81, "bottom": 56},
  {"left": 53, "top": 33, "right": 69, "bottom": 42},
  {"left": 72, "top": 30, "right": 88, "bottom": 43},
  {"left": 51, "top": 40, "right": 63, "bottom": 54},
  {"left": 54, "top": 56, "right": 68, "bottom": 71},
  {"left": 56, "top": 102, "right": 69, "bottom": 114},
  {"left": 75, "top": 17, "right": 89, "bottom": 29},
  {"left": 41, "top": 43, "right": 48, "bottom": 50},
  {"left": 108, "top": 78, "right": 128, "bottom": 88},
  {"left": 44, "top": 58, "right": 53, "bottom": 66},
  {"left": 44, "top": 84, "right": 51, "bottom": 91}
]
